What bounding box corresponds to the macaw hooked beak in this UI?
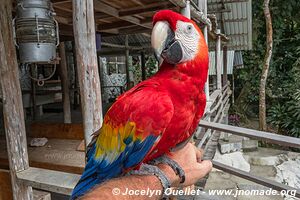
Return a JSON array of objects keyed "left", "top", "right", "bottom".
[{"left": 151, "top": 21, "right": 183, "bottom": 65}]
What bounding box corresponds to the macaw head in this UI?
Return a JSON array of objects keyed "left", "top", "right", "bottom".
[{"left": 151, "top": 10, "right": 208, "bottom": 68}]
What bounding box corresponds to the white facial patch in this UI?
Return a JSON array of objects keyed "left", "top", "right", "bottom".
[{"left": 175, "top": 21, "right": 200, "bottom": 62}]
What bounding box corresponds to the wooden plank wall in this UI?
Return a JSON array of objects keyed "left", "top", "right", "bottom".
[
  {"left": 29, "top": 123, "right": 84, "bottom": 140},
  {"left": 0, "top": 170, "right": 13, "bottom": 200}
]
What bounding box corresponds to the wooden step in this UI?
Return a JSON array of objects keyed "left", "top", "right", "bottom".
[
  {"left": 0, "top": 169, "right": 52, "bottom": 200},
  {"left": 17, "top": 167, "right": 80, "bottom": 196},
  {"left": 0, "top": 137, "right": 85, "bottom": 174}
]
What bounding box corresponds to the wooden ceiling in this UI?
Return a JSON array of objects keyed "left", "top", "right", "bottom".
[{"left": 52, "top": 0, "right": 177, "bottom": 38}]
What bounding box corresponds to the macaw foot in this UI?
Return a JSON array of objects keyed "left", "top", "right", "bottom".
[
  {"left": 149, "top": 155, "right": 185, "bottom": 184},
  {"left": 129, "top": 163, "right": 171, "bottom": 196}
]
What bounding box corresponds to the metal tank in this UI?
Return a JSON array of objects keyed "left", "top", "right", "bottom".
[{"left": 13, "top": 0, "right": 59, "bottom": 63}]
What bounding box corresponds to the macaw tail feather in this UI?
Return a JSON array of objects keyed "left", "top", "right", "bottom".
[
  {"left": 70, "top": 148, "right": 123, "bottom": 200},
  {"left": 70, "top": 134, "right": 159, "bottom": 200}
]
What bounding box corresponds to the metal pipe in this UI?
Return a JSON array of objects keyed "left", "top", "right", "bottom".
[
  {"left": 198, "top": 0, "right": 210, "bottom": 102},
  {"left": 169, "top": 0, "right": 212, "bottom": 29},
  {"left": 180, "top": 0, "right": 191, "bottom": 19},
  {"left": 216, "top": 29, "right": 222, "bottom": 90}
]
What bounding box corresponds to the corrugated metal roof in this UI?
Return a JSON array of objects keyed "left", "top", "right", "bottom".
[
  {"left": 208, "top": 50, "right": 235, "bottom": 75},
  {"left": 100, "top": 0, "right": 252, "bottom": 51},
  {"left": 233, "top": 50, "right": 244, "bottom": 68},
  {"left": 102, "top": 34, "right": 150, "bottom": 47},
  {"left": 208, "top": 0, "right": 252, "bottom": 50}
]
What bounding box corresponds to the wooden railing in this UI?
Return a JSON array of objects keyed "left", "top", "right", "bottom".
[
  {"left": 198, "top": 120, "right": 300, "bottom": 198},
  {"left": 195, "top": 82, "right": 231, "bottom": 148},
  {"left": 14, "top": 81, "right": 300, "bottom": 198},
  {"left": 195, "top": 82, "right": 300, "bottom": 198}
]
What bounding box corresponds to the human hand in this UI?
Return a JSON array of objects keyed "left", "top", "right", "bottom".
[{"left": 158, "top": 143, "right": 212, "bottom": 187}]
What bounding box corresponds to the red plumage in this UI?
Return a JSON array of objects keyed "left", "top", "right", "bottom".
[
  {"left": 107, "top": 10, "right": 209, "bottom": 163},
  {"left": 71, "top": 11, "right": 209, "bottom": 198}
]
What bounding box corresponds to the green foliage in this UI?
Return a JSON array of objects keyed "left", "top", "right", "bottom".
[
  {"left": 235, "top": 0, "right": 300, "bottom": 137},
  {"left": 145, "top": 55, "right": 159, "bottom": 79},
  {"left": 131, "top": 55, "right": 158, "bottom": 84},
  {"left": 268, "top": 68, "right": 300, "bottom": 137},
  {"left": 132, "top": 56, "right": 142, "bottom": 84}
]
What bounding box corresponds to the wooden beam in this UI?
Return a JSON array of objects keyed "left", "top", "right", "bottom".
[
  {"left": 119, "top": 2, "right": 173, "bottom": 17},
  {"left": 131, "top": 0, "right": 143, "bottom": 6},
  {"left": 94, "top": 12, "right": 111, "bottom": 19},
  {"left": 99, "top": 29, "right": 119, "bottom": 34},
  {"left": 101, "top": 42, "right": 144, "bottom": 50},
  {"left": 213, "top": 161, "right": 300, "bottom": 198},
  {"left": 141, "top": 17, "right": 154, "bottom": 24},
  {"left": 55, "top": 16, "right": 72, "bottom": 25},
  {"left": 73, "top": 0, "right": 103, "bottom": 146},
  {"left": 93, "top": 0, "right": 151, "bottom": 29},
  {"left": 17, "top": 167, "right": 80, "bottom": 196},
  {"left": 199, "top": 121, "right": 300, "bottom": 148},
  {"left": 119, "top": 26, "right": 151, "bottom": 35},
  {"left": 98, "top": 20, "right": 152, "bottom": 32},
  {"left": 97, "top": 48, "right": 152, "bottom": 56},
  {"left": 0, "top": 1, "right": 32, "bottom": 199},
  {"left": 52, "top": 0, "right": 71, "bottom": 4},
  {"left": 53, "top": 7, "right": 73, "bottom": 18},
  {"left": 98, "top": 21, "right": 135, "bottom": 31},
  {"left": 53, "top": 3, "right": 72, "bottom": 13},
  {"left": 59, "top": 42, "right": 72, "bottom": 124}
]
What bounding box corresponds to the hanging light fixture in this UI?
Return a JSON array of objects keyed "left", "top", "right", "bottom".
[{"left": 13, "top": 0, "right": 59, "bottom": 86}]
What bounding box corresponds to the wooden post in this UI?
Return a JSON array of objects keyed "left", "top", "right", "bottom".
[
  {"left": 30, "top": 68, "right": 36, "bottom": 120},
  {"left": 59, "top": 42, "right": 72, "bottom": 123},
  {"left": 199, "top": 0, "right": 210, "bottom": 101},
  {"left": 72, "top": 41, "right": 79, "bottom": 110},
  {"left": 125, "top": 35, "right": 131, "bottom": 89},
  {"left": 232, "top": 73, "right": 235, "bottom": 104},
  {"left": 141, "top": 51, "right": 146, "bottom": 81},
  {"left": 216, "top": 29, "right": 222, "bottom": 90},
  {"left": 0, "top": 1, "right": 32, "bottom": 199},
  {"left": 73, "top": 0, "right": 103, "bottom": 146},
  {"left": 223, "top": 45, "right": 228, "bottom": 86}
]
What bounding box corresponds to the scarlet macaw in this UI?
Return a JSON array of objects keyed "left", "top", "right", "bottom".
[{"left": 71, "top": 10, "right": 209, "bottom": 199}]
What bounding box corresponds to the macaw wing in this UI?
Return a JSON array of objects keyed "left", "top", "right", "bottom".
[
  {"left": 72, "top": 83, "right": 174, "bottom": 199},
  {"left": 82, "top": 82, "right": 174, "bottom": 181}
]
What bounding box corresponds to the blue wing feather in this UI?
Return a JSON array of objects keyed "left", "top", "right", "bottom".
[{"left": 70, "top": 134, "right": 159, "bottom": 200}]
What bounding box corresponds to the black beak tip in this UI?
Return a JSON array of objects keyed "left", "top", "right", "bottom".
[
  {"left": 161, "top": 40, "right": 183, "bottom": 65},
  {"left": 154, "top": 52, "right": 160, "bottom": 62}
]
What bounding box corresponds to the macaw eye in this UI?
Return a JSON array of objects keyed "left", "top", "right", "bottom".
[{"left": 186, "top": 25, "right": 193, "bottom": 34}]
